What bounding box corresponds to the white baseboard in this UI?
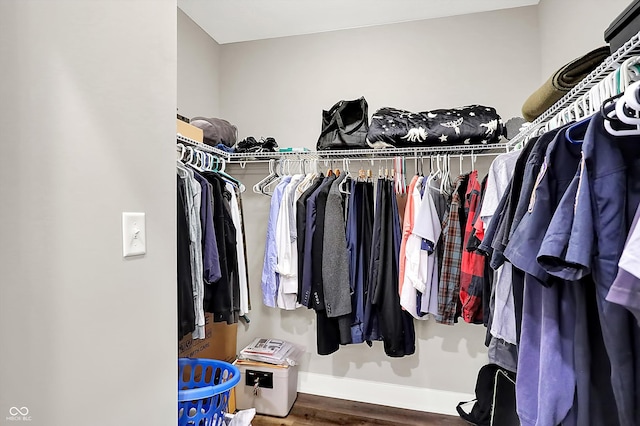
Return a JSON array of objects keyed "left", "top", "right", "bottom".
[{"left": 297, "top": 371, "right": 473, "bottom": 416}]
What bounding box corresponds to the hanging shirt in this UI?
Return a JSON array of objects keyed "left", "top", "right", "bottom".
[
  {"left": 177, "top": 176, "right": 196, "bottom": 340},
  {"left": 402, "top": 176, "right": 441, "bottom": 319},
  {"left": 459, "top": 170, "right": 485, "bottom": 324},
  {"left": 275, "top": 175, "right": 304, "bottom": 310},
  {"left": 414, "top": 176, "right": 442, "bottom": 317},
  {"left": 504, "top": 126, "right": 582, "bottom": 426},
  {"left": 398, "top": 175, "right": 421, "bottom": 295},
  {"left": 193, "top": 172, "right": 222, "bottom": 285},
  {"left": 539, "top": 113, "right": 640, "bottom": 426},
  {"left": 226, "top": 181, "right": 250, "bottom": 316},
  {"left": 608, "top": 205, "right": 640, "bottom": 322},
  {"left": 479, "top": 151, "right": 519, "bottom": 345},
  {"left": 261, "top": 177, "right": 291, "bottom": 308},
  {"left": 400, "top": 177, "right": 428, "bottom": 319},
  {"left": 437, "top": 174, "right": 468, "bottom": 325},
  {"left": 177, "top": 163, "right": 205, "bottom": 339}
]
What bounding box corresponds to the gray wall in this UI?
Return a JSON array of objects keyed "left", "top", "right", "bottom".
[
  {"left": 538, "top": 0, "right": 630, "bottom": 80},
  {"left": 0, "top": 1, "right": 177, "bottom": 425},
  {"left": 178, "top": 8, "right": 221, "bottom": 119},
  {"left": 219, "top": 6, "right": 541, "bottom": 401},
  {"left": 220, "top": 7, "right": 541, "bottom": 147}
]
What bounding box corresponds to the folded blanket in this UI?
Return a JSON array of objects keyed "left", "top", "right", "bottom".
[
  {"left": 366, "top": 105, "right": 504, "bottom": 148},
  {"left": 522, "top": 46, "right": 609, "bottom": 122}
]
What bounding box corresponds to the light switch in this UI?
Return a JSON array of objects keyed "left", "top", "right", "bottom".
[{"left": 122, "top": 212, "right": 146, "bottom": 258}]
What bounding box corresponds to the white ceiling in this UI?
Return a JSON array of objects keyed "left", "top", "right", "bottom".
[{"left": 178, "top": 0, "right": 540, "bottom": 45}]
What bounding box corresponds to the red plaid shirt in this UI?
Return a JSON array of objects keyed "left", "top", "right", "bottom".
[
  {"left": 459, "top": 171, "right": 485, "bottom": 324},
  {"left": 437, "top": 175, "right": 468, "bottom": 325}
]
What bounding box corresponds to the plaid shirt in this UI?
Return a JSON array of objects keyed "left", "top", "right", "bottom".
[
  {"left": 437, "top": 175, "right": 468, "bottom": 325},
  {"left": 459, "top": 171, "right": 485, "bottom": 324}
]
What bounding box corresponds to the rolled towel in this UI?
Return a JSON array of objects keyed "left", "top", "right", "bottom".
[{"left": 522, "top": 46, "right": 609, "bottom": 122}]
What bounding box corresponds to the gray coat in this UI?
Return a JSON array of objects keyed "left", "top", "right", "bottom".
[{"left": 322, "top": 174, "right": 352, "bottom": 318}]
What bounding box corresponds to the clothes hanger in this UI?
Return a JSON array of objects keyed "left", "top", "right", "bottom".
[
  {"left": 215, "top": 156, "right": 244, "bottom": 190},
  {"left": 602, "top": 92, "right": 640, "bottom": 136},
  {"left": 176, "top": 143, "right": 187, "bottom": 161},
  {"left": 190, "top": 149, "right": 205, "bottom": 172},
  {"left": 565, "top": 116, "right": 591, "bottom": 145},
  {"left": 614, "top": 90, "right": 640, "bottom": 125},
  {"left": 440, "top": 154, "right": 453, "bottom": 196},
  {"left": 184, "top": 146, "right": 195, "bottom": 165},
  {"left": 253, "top": 159, "right": 276, "bottom": 194},
  {"left": 340, "top": 159, "right": 352, "bottom": 195},
  {"left": 623, "top": 80, "right": 640, "bottom": 111},
  {"left": 266, "top": 159, "right": 289, "bottom": 194},
  {"left": 613, "top": 79, "right": 640, "bottom": 127}
]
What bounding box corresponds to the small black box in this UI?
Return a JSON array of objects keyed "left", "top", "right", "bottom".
[{"left": 605, "top": 1, "right": 640, "bottom": 53}]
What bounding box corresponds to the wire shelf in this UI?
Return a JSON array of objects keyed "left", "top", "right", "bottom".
[
  {"left": 177, "top": 134, "right": 510, "bottom": 163},
  {"left": 177, "top": 134, "right": 232, "bottom": 160},
  {"left": 508, "top": 30, "right": 640, "bottom": 148}
]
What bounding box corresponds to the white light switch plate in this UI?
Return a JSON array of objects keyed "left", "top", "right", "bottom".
[{"left": 122, "top": 212, "right": 146, "bottom": 257}]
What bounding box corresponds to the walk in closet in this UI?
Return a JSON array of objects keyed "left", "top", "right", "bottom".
[
  {"left": 176, "top": 0, "right": 636, "bottom": 419},
  {"left": 2, "top": 1, "right": 638, "bottom": 425}
]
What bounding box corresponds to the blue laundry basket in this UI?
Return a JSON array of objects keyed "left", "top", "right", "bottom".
[{"left": 178, "top": 358, "right": 241, "bottom": 426}]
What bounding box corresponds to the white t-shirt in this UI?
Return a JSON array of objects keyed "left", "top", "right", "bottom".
[
  {"left": 482, "top": 151, "right": 519, "bottom": 345},
  {"left": 275, "top": 175, "right": 305, "bottom": 310},
  {"left": 401, "top": 177, "right": 426, "bottom": 319},
  {"left": 412, "top": 176, "right": 442, "bottom": 316},
  {"left": 226, "top": 182, "right": 250, "bottom": 317}
]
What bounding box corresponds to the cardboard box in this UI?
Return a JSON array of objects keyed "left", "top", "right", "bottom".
[
  {"left": 178, "top": 314, "right": 238, "bottom": 363},
  {"left": 177, "top": 119, "right": 204, "bottom": 143}
]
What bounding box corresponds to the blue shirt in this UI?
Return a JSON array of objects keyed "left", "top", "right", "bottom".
[
  {"left": 193, "top": 172, "right": 222, "bottom": 283},
  {"left": 554, "top": 113, "right": 640, "bottom": 426},
  {"left": 504, "top": 126, "right": 581, "bottom": 426},
  {"left": 261, "top": 177, "right": 291, "bottom": 307}
]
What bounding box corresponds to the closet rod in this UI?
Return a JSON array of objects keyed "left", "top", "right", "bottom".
[{"left": 508, "top": 29, "right": 640, "bottom": 148}]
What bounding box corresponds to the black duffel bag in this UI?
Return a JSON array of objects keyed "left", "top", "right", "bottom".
[
  {"left": 317, "top": 97, "right": 370, "bottom": 150},
  {"left": 366, "top": 105, "right": 505, "bottom": 148}
]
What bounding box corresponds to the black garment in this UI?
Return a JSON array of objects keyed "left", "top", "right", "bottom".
[
  {"left": 349, "top": 180, "right": 375, "bottom": 345},
  {"left": 202, "top": 174, "right": 239, "bottom": 324},
  {"left": 310, "top": 175, "right": 341, "bottom": 356},
  {"left": 364, "top": 180, "right": 384, "bottom": 343},
  {"left": 177, "top": 176, "right": 195, "bottom": 339},
  {"left": 219, "top": 177, "right": 240, "bottom": 322},
  {"left": 368, "top": 179, "right": 414, "bottom": 357},
  {"left": 296, "top": 175, "right": 324, "bottom": 302},
  {"left": 311, "top": 175, "right": 336, "bottom": 310}
]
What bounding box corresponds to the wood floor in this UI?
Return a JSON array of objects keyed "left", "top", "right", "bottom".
[{"left": 251, "top": 393, "right": 468, "bottom": 425}]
